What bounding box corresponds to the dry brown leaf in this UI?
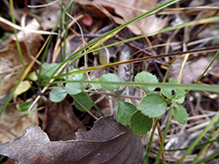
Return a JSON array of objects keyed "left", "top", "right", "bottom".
[
  {"left": 0, "top": 104, "right": 36, "bottom": 144},
  {"left": 168, "top": 57, "right": 211, "bottom": 83},
  {"left": 42, "top": 99, "right": 87, "bottom": 141},
  {"left": 0, "top": 19, "right": 43, "bottom": 98},
  {"left": 0, "top": 116, "right": 143, "bottom": 164},
  {"left": 76, "top": 0, "right": 167, "bottom": 35}
]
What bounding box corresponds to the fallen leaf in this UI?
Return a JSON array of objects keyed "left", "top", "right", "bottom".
[
  {"left": 14, "top": 80, "right": 31, "bottom": 97},
  {"left": 42, "top": 99, "right": 86, "bottom": 141},
  {"left": 0, "top": 104, "right": 36, "bottom": 144},
  {"left": 0, "top": 19, "right": 43, "bottom": 98},
  {"left": 76, "top": 0, "right": 167, "bottom": 35},
  {"left": 168, "top": 57, "right": 211, "bottom": 84},
  {"left": 0, "top": 116, "right": 143, "bottom": 164}
]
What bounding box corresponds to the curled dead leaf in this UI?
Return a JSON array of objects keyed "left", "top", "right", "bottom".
[
  {"left": 0, "top": 116, "right": 143, "bottom": 164},
  {"left": 42, "top": 99, "right": 87, "bottom": 141}
]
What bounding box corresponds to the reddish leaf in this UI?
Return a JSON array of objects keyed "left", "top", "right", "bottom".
[{"left": 0, "top": 116, "right": 143, "bottom": 164}]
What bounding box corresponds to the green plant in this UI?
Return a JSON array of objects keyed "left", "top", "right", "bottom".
[{"left": 49, "top": 71, "right": 188, "bottom": 134}]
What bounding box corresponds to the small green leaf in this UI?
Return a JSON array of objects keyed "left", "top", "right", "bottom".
[
  {"left": 66, "top": 68, "right": 86, "bottom": 81},
  {"left": 98, "top": 49, "right": 109, "bottom": 65},
  {"left": 135, "top": 71, "right": 158, "bottom": 93},
  {"left": 161, "top": 78, "right": 178, "bottom": 99},
  {"left": 169, "top": 78, "right": 179, "bottom": 84},
  {"left": 130, "top": 110, "right": 153, "bottom": 135},
  {"left": 65, "top": 83, "right": 84, "bottom": 95},
  {"left": 117, "top": 101, "right": 137, "bottom": 125},
  {"left": 138, "top": 93, "right": 167, "bottom": 118},
  {"left": 174, "top": 94, "right": 185, "bottom": 104},
  {"left": 14, "top": 81, "right": 31, "bottom": 97},
  {"left": 173, "top": 104, "right": 188, "bottom": 124},
  {"left": 161, "top": 87, "right": 173, "bottom": 99},
  {"left": 16, "top": 101, "right": 35, "bottom": 114},
  {"left": 49, "top": 87, "right": 67, "bottom": 102},
  {"left": 90, "top": 78, "right": 102, "bottom": 90},
  {"left": 99, "top": 73, "right": 120, "bottom": 92},
  {"left": 39, "top": 63, "right": 60, "bottom": 79},
  {"left": 175, "top": 88, "right": 186, "bottom": 96},
  {"left": 170, "top": 78, "right": 186, "bottom": 96},
  {"left": 28, "top": 71, "right": 38, "bottom": 81},
  {"left": 74, "top": 92, "right": 93, "bottom": 112}
]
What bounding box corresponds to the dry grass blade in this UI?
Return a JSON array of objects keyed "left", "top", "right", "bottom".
[{"left": 0, "top": 17, "right": 58, "bottom": 35}]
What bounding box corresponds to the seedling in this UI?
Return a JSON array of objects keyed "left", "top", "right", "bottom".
[{"left": 48, "top": 71, "right": 188, "bottom": 135}]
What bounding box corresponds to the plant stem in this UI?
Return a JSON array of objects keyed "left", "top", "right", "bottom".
[{"left": 155, "top": 109, "right": 173, "bottom": 164}]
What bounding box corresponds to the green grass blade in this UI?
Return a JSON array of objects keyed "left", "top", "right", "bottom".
[
  {"left": 52, "top": 80, "right": 219, "bottom": 93},
  {"left": 178, "top": 111, "right": 219, "bottom": 164},
  {"left": 9, "top": 0, "right": 25, "bottom": 69},
  {"left": 89, "top": 16, "right": 219, "bottom": 53},
  {"left": 195, "top": 151, "right": 219, "bottom": 164},
  {"left": 47, "top": 0, "right": 180, "bottom": 82},
  {"left": 155, "top": 109, "right": 173, "bottom": 164},
  {"left": 191, "top": 120, "right": 219, "bottom": 163}
]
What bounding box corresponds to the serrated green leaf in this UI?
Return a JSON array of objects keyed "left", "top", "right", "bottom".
[
  {"left": 49, "top": 87, "right": 67, "bottom": 102},
  {"left": 16, "top": 101, "right": 35, "bottom": 114},
  {"left": 99, "top": 73, "right": 120, "bottom": 92},
  {"left": 74, "top": 92, "right": 93, "bottom": 112},
  {"left": 117, "top": 101, "right": 137, "bottom": 125},
  {"left": 138, "top": 93, "right": 167, "bottom": 118},
  {"left": 65, "top": 83, "right": 84, "bottom": 95},
  {"left": 130, "top": 110, "right": 153, "bottom": 135},
  {"left": 135, "top": 71, "right": 158, "bottom": 93},
  {"left": 90, "top": 78, "right": 102, "bottom": 90},
  {"left": 173, "top": 104, "right": 188, "bottom": 124}
]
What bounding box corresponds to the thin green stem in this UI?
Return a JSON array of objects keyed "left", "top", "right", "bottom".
[
  {"left": 185, "top": 50, "right": 219, "bottom": 95},
  {"left": 143, "top": 118, "right": 159, "bottom": 164},
  {"left": 155, "top": 109, "right": 173, "bottom": 164},
  {"left": 9, "top": 0, "right": 25, "bottom": 69}
]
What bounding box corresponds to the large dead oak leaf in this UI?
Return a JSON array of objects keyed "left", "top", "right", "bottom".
[{"left": 0, "top": 116, "right": 143, "bottom": 164}]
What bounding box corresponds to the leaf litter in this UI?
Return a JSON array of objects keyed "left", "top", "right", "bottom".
[
  {"left": 0, "top": 116, "right": 143, "bottom": 164},
  {"left": 0, "top": 0, "right": 219, "bottom": 163}
]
